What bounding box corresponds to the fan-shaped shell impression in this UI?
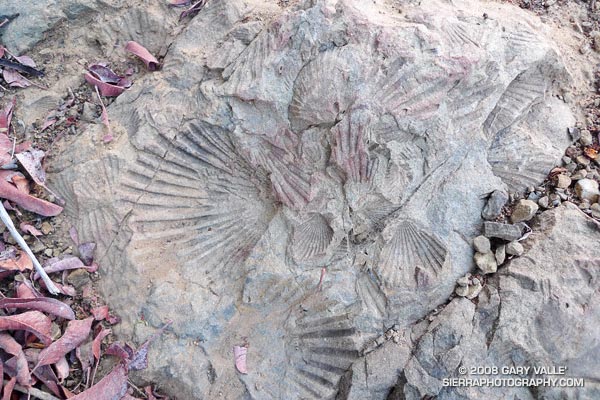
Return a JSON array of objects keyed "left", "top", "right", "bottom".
[
  {"left": 291, "top": 214, "right": 334, "bottom": 263},
  {"left": 376, "top": 219, "right": 448, "bottom": 288},
  {"left": 289, "top": 47, "right": 367, "bottom": 132}
]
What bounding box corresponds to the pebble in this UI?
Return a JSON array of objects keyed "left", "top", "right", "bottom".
[
  {"left": 482, "top": 190, "right": 508, "bottom": 220},
  {"left": 538, "top": 196, "right": 550, "bottom": 209},
  {"left": 44, "top": 249, "right": 53, "bottom": 257},
  {"left": 473, "top": 235, "right": 491, "bottom": 253},
  {"left": 41, "top": 222, "right": 52, "bottom": 235},
  {"left": 571, "top": 169, "right": 587, "bottom": 180},
  {"left": 579, "top": 200, "right": 591, "bottom": 210},
  {"left": 511, "top": 199, "right": 539, "bottom": 223},
  {"left": 506, "top": 241, "right": 524, "bottom": 256},
  {"left": 32, "top": 242, "right": 45, "bottom": 253},
  {"left": 484, "top": 222, "right": 523, "bottom": 241},
  {"left": 81, "top": 102, "right": 97, "bottom": 122},
  {"left": 495, "top": 244, "right": 506, "bottom": 265},
  {"left": 562, "top": 156, "right": 572, "bottom": 165},
  {"left": 466, "top": 280, "right": 483, "bottom": 300},
  {"left": 555, "top": 189, "right": 568, "bottom": 201},
  {"left": 591, "top": 203, "right": 600, "bottom": 219},
  {"left": 455, "top": 285, "right": 469, "bottom": 297},
  {"left": 549, "top": 193, "right": 561, "bottom": 207},
  {"left": 67, "top": 269, "right": 91, "bottom": 290},
  {"left": 474, "top": 251, "right": 497, "bottom": 274},
  {"left": 556, "top": 174, "right": 571, "bottom": 189},
  {"left": 580, "top": 129, "right": 593, "bottom": 146},
  {"left": 568, "top": 127, "right": 580, "bottom": 141},
  {"left": 576, "top": 155, "right": 591, "bottom": 166},
  {"left": 575, "top": 179, "right": 600, "bottom": 202},
  {"left": 457, "top": 275, "right": 470, "bottom": 287}
]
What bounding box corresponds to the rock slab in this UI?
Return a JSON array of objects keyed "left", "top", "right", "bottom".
[{"left": 48, "top": 0, "right": 577, "bottom": 398}]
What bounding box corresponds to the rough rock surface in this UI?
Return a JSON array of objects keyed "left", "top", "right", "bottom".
[
  {"left": 46, "top": 0, "right": 586, "bottom": 398},
  {"left": 346, "top": 204, "right": 600, "bottom": 399}
]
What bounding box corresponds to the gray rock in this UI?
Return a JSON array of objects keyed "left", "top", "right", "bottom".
[
  {"left": 473, "top": 235, "right": 491, "bottom": 253},
  {"left": 495, "top": 244, "right": 506, "bottom": 265},
  {"left": 505, "top": 241, "right": 524, "bottom": 256},
  {"left": 555, "top": 174, "right": 571, "bottom": 189},
  {"left": 575, "top": 178, "right": 600, "bottom": 202},
  {"left": 455, "top": 285, "right": 469, "bottom": 296},
  {"left": 571, "top": 169, "right": 588, "bottom": 180},
  {"left": 474, "top": 252, "right": 497, "bottom": 274},
  {"left": 538, "top": 196, "right": 550, "bottom": 208},
  {"left": 591, "top": 203, "right": 600, "bottom": 218},
  {"left": 511, "top": 199, "right": 539, "bottom": 223},
  {"left": 482, "top": 190, "right": 508, "bottom": 220},
  {"left": 47, "top": 0, "right": 581, "bottom": 397},
  {"left": 567, "top": 127, "right": 580, "bottom": 141},
  {"left": 466, "top": 279, "right": 483, "bottom": 299},
  {"left": 580, "top": 129, "right": 593, "bottom": 146},
  {"left": 576, "top": 155, "right": 591, "bottom": 166},
  {"left": 81, "top": 102, "right": 97, "bottom": 122},
  {"left": 484, "top": 221, "right": 523, "bottom": 241}
]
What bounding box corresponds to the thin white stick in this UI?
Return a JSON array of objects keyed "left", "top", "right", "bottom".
[{"left": 0, "top": 202, "right": 59, "bottom": 295}]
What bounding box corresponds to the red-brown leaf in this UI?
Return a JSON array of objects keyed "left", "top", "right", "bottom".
[
  {"left": 19, "top": 222, "right": 42, "bottom": 236},
  {"left": 84, "top": 72, "right": 126, "bottom": 97},
  {"left": 92, "top": 328, "right": 111, "bottom": 360},
  {"left": 91, "top": 305, "right": 109, "bottom": 321},
  {"left": 0, "top": 333, "right": 31, "bottom": 386},
  {"left": 0, "top": 311, "right": 52, "bottom": 345},
  {"left": 125, "top": 41, "right": 159, "bottom": 71},
  {"left": 70, "top": 363, "right": 128, "bottom": 400},
  {"left": 0, "top": 249, "right": 32, "bottom": 271},
  {"left": 35, "top": 255, "right": 84, "bottom": 279},
  {"left": 15, "top": 149, "right": 46, "bottom": 186},
  {"left": 2, "top": 377, "right": 16, "bottom": 400},
  {"left": 0, "top": 171, "right": 62, "bottom": 216},
  {"left": 0, "top": 297, "right": 75, "bottom": 320},
  {"left": 3, "top": 69, "right": 30, "bottom": 88},
  {"left": 0, "top": 98, "right": 16, "bottom": 133},
  {"left": 36, "top": 317, "right": 93, "bottom": 368},
  {"left": 11, "top": 174, "right": 30, "bottom": 194}
]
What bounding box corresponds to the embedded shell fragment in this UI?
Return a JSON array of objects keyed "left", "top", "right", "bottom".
[{"left": 50, "top": 0, "right": 579, "bottom": 398}]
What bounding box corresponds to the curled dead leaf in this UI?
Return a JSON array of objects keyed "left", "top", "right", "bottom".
[
  {"left": 233, "top": 345, "right": 248, "bottom": 374},
  {"left": 125, "top": 41, "right": 160, "bottom": 71}
]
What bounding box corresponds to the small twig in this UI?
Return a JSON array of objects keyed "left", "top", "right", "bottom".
[
  {"left": 8, "top": 382, "right": 61, "bottom": 400},
  {"left": 0, "top": 202, "right": 59, "bottom": 294},
  {"left": 128, "top": 380, "right": 147, "bottom": 398},
  {"left": 316, "top": 267, "right": 326, "bottom": 291}
]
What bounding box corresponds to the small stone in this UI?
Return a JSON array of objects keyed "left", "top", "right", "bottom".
[
  {"left": 566, "top": 163, "right": 577, "bottom": 173},
  {"left": 511, "top": 199, "right": 539, "bottom": 223},
  {"left": 591, "top": 203, "right": 600, "bottom": 219},
  {"left": 579, "top": 200, "right": 591, "bottom": 210},
  {"left": 52, "top": 248, "right": 61, "bottom": 257},
  {"left": 466, "top": 281, "right": 483, "bottom": 300},
  {"left": 567, "top": 127, "right": 580, "bottom": 141},
  {"left": 576, "top": 155, "right": 591, "bottom": 166},
  {"left": 67, "top": 269, "right": 91, "bottom": 290},
  {"left": 473, "top": 235, "right": 491, "bottom": 253},
  {"left": 455, "top": 285, "right": 469, "bottom": 297},
  {"left": 474, "top": 251, "right": 497, "bottom": 274},
  {"left": 561, "top": 156, "right": 572, "bottom": 165},
  {"left": 32, "top": 242, "right": 45, "bottom": 253},
  {"left": 81, "top": 102, "right": 97, "bottom": 122},
  {"left": 538, "top": 196, "right": 549, "bottom": 209},
  {"left": 44, "top": 249, "right": 53, "bottom": 257},
  {"left": 457, "top": 275, "right": 470, "bottom": 287},
  {"left": 555, "top": 174, "right": 571, "bottom": 189},
  {"left": 571, "top": 169, "right": 587, "bottom": 180},
  {"left": 575, "top": 179, "right": 600, "bottom": 202},
  {"left": 580, "top": 129, "right": 593, "bottom": 146},
  {"left": 506, "top": 241, "right": 524, "bottom": 256},
  {"left": 484, "top": 222, "right": 523, "bottom": 241},
  {"left": 495, "top": 244, "right": 506, "bottom": 265},
  {"left": 482, "top": 190, "right": 508, "bottom": 220},
  {"left": 41, "top": 222, "right": 52, "bottom": 235}
]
